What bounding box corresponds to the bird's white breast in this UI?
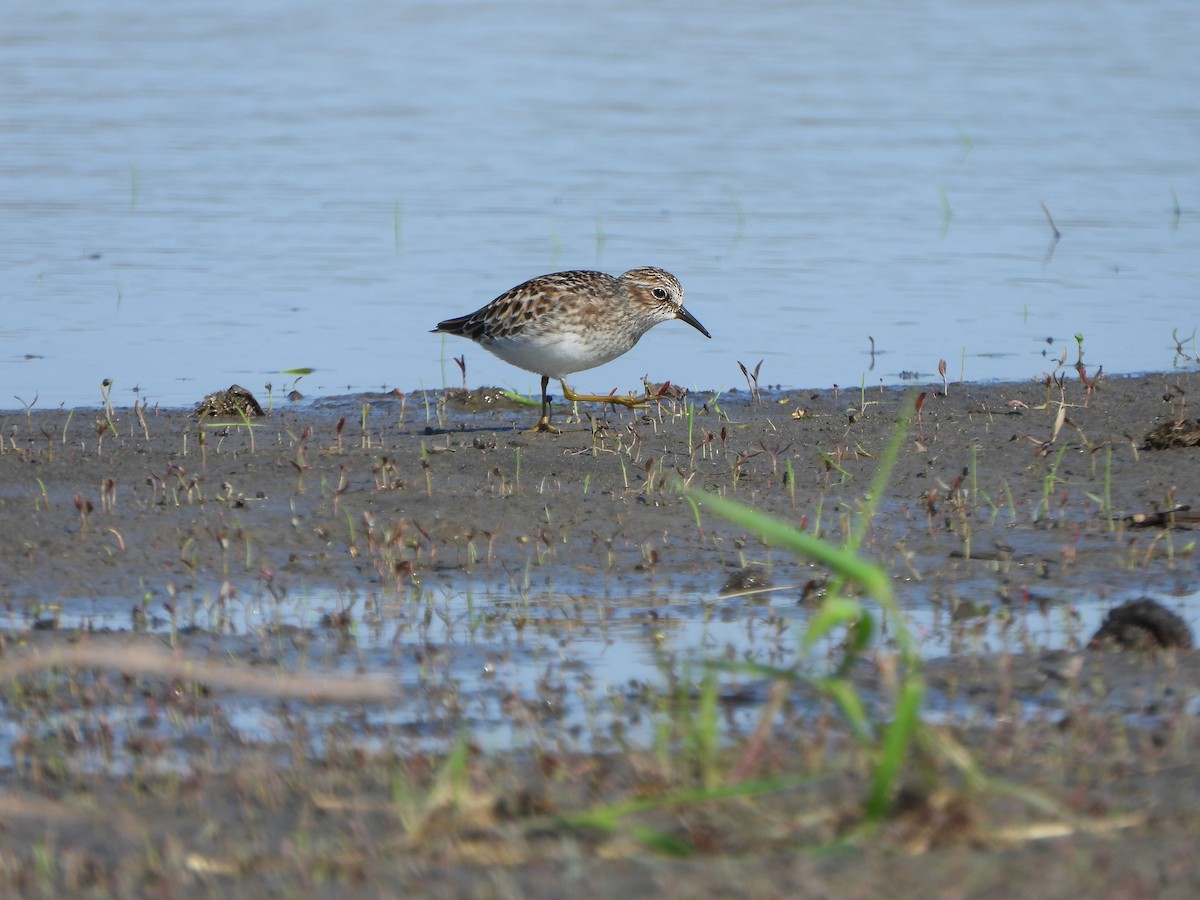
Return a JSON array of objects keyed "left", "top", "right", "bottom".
[{"left": 483, "top": 329, "right": 636, "bottom": 378}]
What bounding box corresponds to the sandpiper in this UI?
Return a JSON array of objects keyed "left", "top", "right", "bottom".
[{"left": 432, "top": 267, "right": 710, "bottom": 431}]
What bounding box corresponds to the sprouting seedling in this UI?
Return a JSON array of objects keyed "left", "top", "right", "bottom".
[
  {"left": 336, "top": 416, "right": 346, "bottom": 453},
  {"left": 282, "top": 367, "right": 315, "bottom": 399},
  {"left": 134, "top": 399, "right": 150, "bottom": 440},
  {"left": 264, "top": 381, "right": 274, "bottom": 412},
  {"left": 737, "top": 359, "right": 763, "bottom": 404},
  {"left": 453, "top": 355, "right": 467, "bottom": 391},
  {"left": 226, "top": 404, "right": 260, "bottom": 452},
  {"left": 640, "top": 456, "right": 657, "bottom": 494},
  {"left": 1163, "top": 381, "right": 1187, "bottom": 424},
  {"left": 938, "top": 359, "right": 948, "bottom": 396},
  {"left": 99, "top": 379, "right": 118, "bottom": 434},
  {"left": 333, "top": 462, "right": 351, "bottom": 514},
  {"left": 1071, "top": 334, "right": 1102, "bottom": 407},
  {"left": 915, "top": 391, "right": 927, "bottom": 444},
  {"left": 393, "top": 389, "right": 407, "bottom": 428},
  {"left": 1077, "top": 363, "right": 1101, "bottom": 408},
  {"left": 1038, "top": 346, "right": 1070, "bottom": 399},
  {"left": 13, "top": 392, "right": 37, "bottom": 427},
  {"left": 420, "top": 442, "right": 434, "bottom": 497},
  {"left": 730, "top": 448, "right": 761, "bottom": 487},
  {"left": 757, "top": 440, "right": 793, "bottom": 478},
  {"left": 371, "top": 455, "right": 401, "bottom": 490},
  {"left": 291, "top": 426, "right": 311, "bottom": 491},
  {"left": 420, "top": 384, "right": 432, "bottom": 423},
  {"left": 74, "top": 492, "right": 94, "bottom": 538},
  {"left": 35, "top": 478, "right": 50, "bottom": 510},
  {"left": 38, "top": 426, "right": 55, "bottom": 460}
]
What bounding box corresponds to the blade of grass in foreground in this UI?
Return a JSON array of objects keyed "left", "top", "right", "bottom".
[
  {"left": 683, "top": 487, "right": 893, "bottom": 605},
  {"left": 865, "top": 676, "right": 923, "bottom": 819},
  {"left": 678, "top": 393, "right": 925, "bottom": 823},
  {"left": 558, "top": 773, "right": 817, "bottom": 855}
]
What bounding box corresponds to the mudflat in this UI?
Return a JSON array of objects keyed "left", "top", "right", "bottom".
[{"left": 1, "top": 371, "right": 1198, "bottom": 897}]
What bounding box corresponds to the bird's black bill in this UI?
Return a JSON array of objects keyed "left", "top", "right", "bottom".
[{"left": 676, "top": 306, "right": 711, "bottom": 339}]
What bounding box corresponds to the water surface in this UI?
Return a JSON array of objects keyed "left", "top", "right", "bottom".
[{"left": 2, "top": 0, "right": 1198, "bottom": 408}]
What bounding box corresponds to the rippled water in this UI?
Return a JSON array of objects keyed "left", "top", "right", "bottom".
[{"left": 3, "top": 0, "right": 1198, "bottom": 410}]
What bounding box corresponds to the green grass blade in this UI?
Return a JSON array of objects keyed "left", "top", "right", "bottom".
[
  {"left": 560, "top": 774, "right": 815, "bottom": 835},
  {"left": 630, "top": 827, "right": 693, "bottom": 857},
  {"left": 845, "top": 393, "right": 913, "bottom": 554},
  {"left": 802, "top": 597, "right": 865, "bottom": 649},
  {"left": 816, "top": 677, "right": 874, "bottom": 743},
  {"left": 865, "top": 677, "right": 924, "bottom": 820},
  {"left": 683, "top": 486, "right": 892, "bottom": 604},
  {"left": 501, "top": 388, "right": 539, "bottom": 407}
]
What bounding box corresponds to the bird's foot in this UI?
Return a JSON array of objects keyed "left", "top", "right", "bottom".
[{"left": 560, "top": 384, "right": 651, "bottom": 410}]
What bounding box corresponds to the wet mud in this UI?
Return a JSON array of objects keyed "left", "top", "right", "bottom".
[{"left": 0, "top": 371, "right": 1198, "bottom": 896}]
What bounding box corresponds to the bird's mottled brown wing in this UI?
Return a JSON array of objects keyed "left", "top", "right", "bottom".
[{"left": 433, "top": 271, "right": 613, "bottom": 342}]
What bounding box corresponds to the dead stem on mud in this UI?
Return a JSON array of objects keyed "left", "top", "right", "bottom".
[{"left": 0, "top": 642, "right": 395, "bottom": 701}]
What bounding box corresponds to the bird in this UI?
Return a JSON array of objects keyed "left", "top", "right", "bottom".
[{"left": 432, "top": 267, "right": 710, "bottom": 432}]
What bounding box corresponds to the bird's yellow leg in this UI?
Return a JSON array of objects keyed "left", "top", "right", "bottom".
[{"left": 560, "top": 380, "right": 650, "bottom": 410}]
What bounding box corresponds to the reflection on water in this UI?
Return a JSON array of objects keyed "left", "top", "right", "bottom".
[{"left": 2, "top": 0, "right": 1197, "bottom": 409}]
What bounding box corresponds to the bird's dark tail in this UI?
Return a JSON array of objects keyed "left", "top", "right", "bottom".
[{"left": 431, "top": 313, "right": 483, "bottom": 338}]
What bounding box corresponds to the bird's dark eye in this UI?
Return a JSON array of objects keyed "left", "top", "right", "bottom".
[{"left": 652, "top": 288, "right": 669, "bottom": 300}]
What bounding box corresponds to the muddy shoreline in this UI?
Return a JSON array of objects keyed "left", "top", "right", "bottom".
[{"left": 1, "top": 372, "right": 1198, "bottom": 896}]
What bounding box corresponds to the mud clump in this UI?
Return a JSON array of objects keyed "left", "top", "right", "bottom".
[
  {"left": 194, "top": 384, "right": 265, "bottom": 418},
  {"left": 1144, "top": 418, "right": 1200, "bottom": 450},
  {"left": 721, "top": 567, "right": 772, "bottom": 595},
  {"left": 1089, "top": 598, "right": 1193, "bottom": 650}
]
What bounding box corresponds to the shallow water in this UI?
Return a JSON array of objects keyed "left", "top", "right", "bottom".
[
  {"left": 3, "top": 0, "right": 1198, "bottom": 409},
  {"left": 6, "top": 571, "right": 1189, "bottom": 770}
]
